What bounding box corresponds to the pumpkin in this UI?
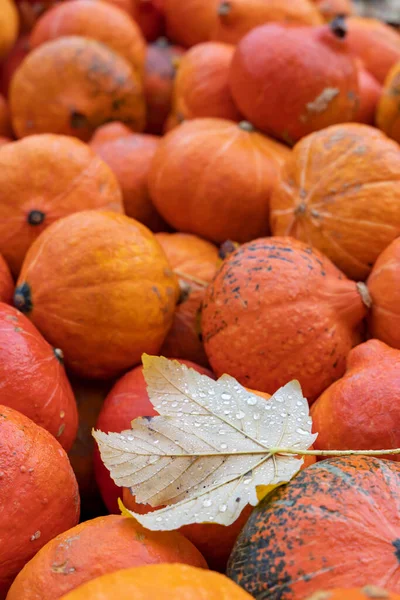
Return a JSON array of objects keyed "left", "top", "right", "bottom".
[
  {"left": 0, "top": 137, "right": 11, "bottom": 147},
  {"left": 0, "top": 405, "right": 79, "bottom": 598},
  {"left": 30, "top": 0, "right": 146, "bottom": 77},
  {"left": 6, "top": 515, "right": 207, "bottom": 600},
  {"left": 10, "top": 36, "right": 146, "bottom": 141},
  {"left": 90, "top": 126, "right": 166, "bottom": 231},
  {"left": 367, "top": 238, "right": 400, "bottom": 350},
  {"left": 377, "top": 62, "right": 400, "bottom": 144},
  {"left": 149, "top": 118, "right": 290, "bottom": 244},
  {"left": 227, "top": 456, "right": 400, "bottom": 598},
  {"left": 202, "top": 237, "right": 369, "bottom": 402},
  {"left": 0, "top": 134, "right": 123, "bottom": 276},
  {"left": 355, "top": 64, "right": 381, "bottom": 125},
  {"left": 144, "top": 37, "right": 185, "bottom": 135},
  {"left": 213, "top": 0, "right": 323, "bottom": 45},
  {"left": 312, "top": 0, "right": 354, "bottom": 21},
  {"left": 311, "top": 340, "right": 400, "bottom": 460},
  {"left": 0, "top": 255, "right": 13, "bottom": 304},
  {"left": 14, "top": 211, "right": 179, "bottom": 379},
  {"left": 270, "top": 123, "right": 400, "bottom": 281},
  {"left": 93, "top": 360, "right": 213, "bottom": 513},
  {"left": 156, "top": 233, "right": 219, "bottom": 366},
  {"left": 59, "top": 564, "right": 253, "bottom": 600},
  {"left": 0, "top": 0, "right": 19, "bottom": 60},
  {"left": 306, "top": 589, "right": 400, "bottom": 600},
  {"left": 132, "top": 0, "right": 165, "bottom": 42},
  {"left": 0, "top": 94, "right": 12, "bottom": 138},
  {"left": 0, "top": 34, "right": 30, "bottom": 98},
  {"left": 101, "top": 0, "right": 134, "bottom": 14},
  {"left": 163, "top": 0, "right": 217, "bottom": 47},
  {"left": 0, "top": 302, "right": 78, "bottom": 451},
  {"left": 89, "top": 121, "right": 133, "bottom": 142},
  {"left": 346, "top": 17, "right": 400, "bottom": 84},
  {"left": 229, "top": 20, "right": 359, "bottom": 144},
  {"left": 170, "top": 42, "right": 241, "bottom": 123}
]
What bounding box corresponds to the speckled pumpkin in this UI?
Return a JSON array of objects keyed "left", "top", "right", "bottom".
[
  {"left": 0, "top": 405, "right": 80, "bottom": 598},
  {"left": 270, "top": 123, "right": 400, "bottom": 280},
  {"left": 0, "top": 255, "right": 13, "bottom": 303},
  {"left": 14, "top": 211, "right": 179, "bottom": 379},
  {"left": 6, "top": 515, "right": 207, "bottom": 600},
  {"left": 202, "top": 237, "right": 369, "bottom": 402},
  {"left": 377, "top": 62, "right": 400, "bottom": 144},
  {"left": 227, "top": 456, "right": 400, "bottom": 598},
  {"left": 149, "top": 118, "right": 290, "bottom": 244},
  {"left": 306, "top": 589, "right": 400, "bottom": 600},
  {"left": 367, "top": 238, "right": 400, "bottom": 350},
  {"left": 10, "top": 36, "right": 146, "bottom": 141}
]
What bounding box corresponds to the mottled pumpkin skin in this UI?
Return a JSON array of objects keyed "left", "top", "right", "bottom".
[
  {"left": 377, "top": 63, "right": 400, "bottom": 144},
  {"left": 144, "top": 38, "right": 185, "bottom": 135},
  {"left": 213, "top": 0, "right": 322, "bottom": 45},
  {"left": 59, "top": 564, "right": 253, "bottom": 600},
  {"left": 230, "top": 23, "right": 359, "bottom": 144},
  {"left": 163, "top": 0, "right": 218, "bottom": 47},
  {"left": 0, "top": 255, "right": 13, "bottom": 303},
  {"left": 30, "top": 0, "right": 146, "bottom": 77},
  {"left": 149, "top": 118, "right": 290, "bottom": 244},
  {"left": 228, "top": 456, "right": 400, "bottom": 599},
  {"left": 14, "top": 211, "right": 179, "bottom": 379},
  {"left": 170, "top": 42, "right": 241, "bottom": 123},
  {"left": 0, "top": 0, "right": 19, "bottom": 60},
  {"left": 0, "top": 134, "right": 123, "bottom": 276},
  {"left": 10, "top": 36, "right": 146, "bottom": 141},
  {"left": 367, "top": 238, "right": 400, "bottom": 350},
  {"left": 0, "top": 406, "right": 80, "bottom": 598},
  {"left": 270, "top": 124, "right": 400, "bottom": 280},
  {"left": 156, "top": 233, "right": 219, "bottom": 366},
  {"left": 307, "top": 589, "right": 400, "bottom": 600},
  {"left": 312, "top": 340, "right": 400, "bottom": 460},
  {"left": 0, "top": 303, "right": 78, "bottom": 451},
  {"left": 0, "top": 94, "right": 12, "bottom": 138},
  {"left": 355, "top": 65, "right": 381, "bottom": 125},
  {"left": 202, "top": 237, "right": 367, "bottom": 402},
  {"left": 7, "top": 515, "right": 207, "bottom": 600}
]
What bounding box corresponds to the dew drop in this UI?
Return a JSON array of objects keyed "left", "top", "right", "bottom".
[
  {"left": 120, "top": 435, "right": 126, "bottom": 441},
  {"left": 243, "top": 477, "right": 252, "bottom": 485},
  {"left": 127, "top": 436, "right": 134, "bottom": 441},
  {"left": 219, "top": 504, "right": 227, "bottom": 513},
  {"left": 220, "top": 443, "right": 228, "bottom": 449},
  {"left": 223, "top": 410, "right": 231, "bottom": 415},
  {"left": 253, "top": 413, "right": 260, "bottom": 421},
  {"left": 247, "top": 397, "right": 257, "bottom": 406},
  {"left": 280, "top": 412, "right": 287, "bottom": 418},
  {"left": 194, "top": 422, "right": 201, "bottom": 427},
  {"left": 275, "top": 396, "right": 284, "bottom": 403},
  {"left": 296, "top": 400, "right": 303, "bottom": 407},
  {"left": 264, "top": 404, "right": 271, "bottom": 410},
  {"left": 218, "top": 429, "right": 226, "bottom": 435},
  {"left": 155, "top": 516, "right": 163, "bottom": 522},
  {"left": 221, "top": 393, "right": 231, "bottom": 400},
  {"left": 199, "top": 392, "right": 206, "bottom": 398},
  {"left": 154, "top": 440, "right": 159, "bottom": 444},
  {"left": 161, "top": 401, "right": 168, "bottom": 406},
  {"left": 236, "top": 411, "right": 245, "bottom": 419},
  {"left": 202, "top": 499, "right": 212, "bottom": 507},
  {"left": 297, "top": 427, "right": 309, "bottom": 436},
  {"left": 177, "top": 412, "right": 183, "bottom": 417},
  {"left": 171, "top": 402, "right": 178, "bottom": 408}
]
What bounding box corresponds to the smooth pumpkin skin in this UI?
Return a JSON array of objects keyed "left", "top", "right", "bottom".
[
  {"left": 14, "top": 211, "right": 179, "bottom": 379},
  {"left": 144, "top": 38, "right": 185, "bottom": 135},
  {"left": 0, "top": 137, "right": 11, "bottom": 147},
  {"left": 0, "top": 34, "right": 30, "bottom": 98},
  {"left": 202, "top": 237, "right": 368, "bottom": 402},
  {"left": 0, "top": 255, "right": 13, "bottom": 303},
  {"left": 93, "top": 360, "right": 213, "bottom": 514},
  {"left": 132, "top": 0, "right": 165, "bottom": 42},
  {"left": 346, "top": 17, "right": 400, "bottom": 84},
  {"left": 0, "top": 406, "right": 80, "bottom": 599},
  {"left": 149, "top": 118, "right": 291, "bottom": 244},
  {"left": 10, "top": 37, "right": 146, "bottom": 141},
  {"left": 0, "top": 303, "right": 78, "bottom": 451},
  {"left": 7, "top": 515, "right": 207, "bottom": 600},
  {"left": 227, "top": 456, "right": 400, "bottom": 598},
  {"left": 230, "top": 22, "right": 359, "bottom": 144},
  {"left": 355, "top": 65, "right": 381, "bottom": 125},
  {"left": 59, "top": 564, "right": 252, "bottom": 600},
  {"left": 312, "top": 0, "right": 354, "bottom": 21},
  {"left": 306, "top": 589, "right": 400, "bottom": 600},
  {"left": 156, "top": 233, "right": 219, "bottom": 366},
  {"left": 377, "top": 62, "right": 400, "bottom": 144},
  {"left": 270, "top": 123, "right": 400, "bottom": 281},
  {"left": 0, "top": 134, "right": 123, "bottom": 276},
  {"left": 312, "top": 340, "right": 400, "bottom": 459},
  {"left": 0, "top": 94, "right": 12, "bottom": 138},
  {"left": 367, "top": 238, "right": 400, "bottom": 350},
  {"left": 163, "top": 0, "right": 218, "bottom": 47},
  {"left": 0, "top": 0, "right": 18, "bottom": 60},
  {"left": 170, "top": 42, "right": 241, "bottom": 123},
  {"left": 213, "top": 0, "right": 322, "bottom": 45},
  {"left": 30, "top": 0, "right": 146, "bottom": 77}
]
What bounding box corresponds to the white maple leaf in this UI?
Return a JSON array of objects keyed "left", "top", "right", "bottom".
[{"left": 93, "top": 355, "right": 317, "bottom": 530}]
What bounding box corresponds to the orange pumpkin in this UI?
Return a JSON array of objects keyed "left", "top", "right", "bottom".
[
  {"left": 0, "top": 136, "right": 11, "bottom": 147},
  {"left": 0, "top": 405, "right": 79, "bottom": 598},
  {"left": 270, "top": 123, "right": 400, "bottom": 280},
  {"left": 202, "top": 237, "right": 369, "bottom": 402},
  {"left": 144, "top": 37, "right": 185, "bottom": 135},
  {"left": 163, "top": 0, "right": 218, "bottom": 47},
  {"left": 156, "top": 233, "right": 219, "bottom": 366},
  {"left": 132, "top": 0, "right": 165, "bottom": 42},
  {"left": 306, "top": 589, "right": 400, "bottom": 600},
  {"left": 0, "top": 0, "right": 19, "bottom": 60},
  {"left": 149, "top": 118, "right": 290, "bottom": 244},
  {"left": 10, "top": 36, "right": 146, "bottom": 141},
  {"left": 89, "top": 121, "right": 133, "bottom": 142},
  {"left": 0, "top": 94, "right": 12, "bottom": 138},
  {"left": 7, "top": 515, "right": 207, "bottom": 600},
  {"left": 346, "top": 17, "right": 400, "bottom": 84},
  {"left": 0, "top": 134, "right": 123, "bottom": 276},
  {"left": 354, "top": 64, "right": 381, "bottom": 125},
  {"left": 14, "top": 211, "right": 179, "bottom": 379},
  {"left": 30, "top": 0, "right": 146, "bottom": 77},
  {"left": 0, "top": 254, "right": 13, "bottom": 303},
  {"left": 170, "top": 42, "right": 241, "bottom": 123},
  {"left": 230, "top": 20, "right": 359, "bottom": 144},
  {"left": 59, "top": 564, "right": 253, "bottom": 600},
  {"left": 367, "top": 238, "right": 400, "bottom": 349},
  {"left": 377, "top": 62, "right": 400, "bottom": 144},
  {"left": 227, "top": 456, "right": 400, "bottom": 598},
  {"left": 312, "top": 340, "right": 400, "bottom": 460},
  {"left": 0, "top": 34, "right": 30, "bottom": 98},
  {"left": 312, "top": 0, "right": 354, "bottom": 21},
  {"left": 90, "top": 126, "right": 166, "bottom": 231},
  {"left": 213, "top": 0, "right": 322, "bottom": 45}
]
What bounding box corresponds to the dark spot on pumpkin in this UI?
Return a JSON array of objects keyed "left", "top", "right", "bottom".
[
  {"left": 70, "top": 111, "right": 89, "bottom": 129},
  {"left": 27, "top": 210, "right": 45, "bottom": 226},
  {"left": 14, "top": 282, "right": 33, "bottom": 314},
  {"left": 112, "top": 98, "right": 124, "bottom": 111},
  {"left": 330, "top": 15, "right": 347, "bottom": 38},
  {"left": 392, "top": 539, "right": 400, "bottom": 562},
  {"left": 54, "top": 348, "right": 64, "bottom": 364}
]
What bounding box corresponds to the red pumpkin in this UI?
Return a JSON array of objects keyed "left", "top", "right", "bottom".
[
  {"left": 0, "top": 254, "right": 13, "bottom": 303},
  {"left": 367, "top": 238, "right": 400, "bottom": 350},
  {"left": 202, "top": 237, "right": 369, "bottom": 402},
  {"left": 132, "top": 0, "right": 165, "bottom": 41},
  {"left": 227, "top": 456, "right": 400, "bottom": 597},
  {"left": 354, "top": 64, "right": 381, "bottom": 125},
  {"left": 0, "top": 35, "right": 30, "bottom": 98},
  {"left": 163, "top": 0, "right": 217, "bottom": 47}
]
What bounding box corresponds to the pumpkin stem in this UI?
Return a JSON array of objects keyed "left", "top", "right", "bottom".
[
  {"left": 174, "top": 269, "right": 209, "bottom": 287},
  {"left": 356, "top": 282, "right": 372, "bottom": 309},
  {"left": 270, "top": 447, "right": 400, "bottom": 457},
  {"left": 218, "top": 0, "right": 231, "bottom": 16},
  {"left": 238, "top": 121, "right": 255, "bottom": 132},
  {"left": 27, "top": 209, "right": 45, "bottom": 226},
  {"left": 14, "top": 282, "right": 33, "bottom": 314},
  {"left": 53, "top": 348, "right": 64, "bottom": 364},
  {"left": 177, "top": 280, "right": 191, "bottom": 304},
  {"left": 219, "top": 240, "right": 240, "bottom": 260},
  {"left": 330, "top": 15, "right": 347, "bottom": 39}
]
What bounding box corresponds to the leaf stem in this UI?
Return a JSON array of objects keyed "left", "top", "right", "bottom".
[
  {"left": 173, "top": 269, "right": 209, "bottom": 287},
  {"left": 271, "top": 448, "right": 400, "bottom": 457}
]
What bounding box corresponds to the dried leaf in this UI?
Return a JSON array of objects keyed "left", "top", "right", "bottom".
[{"left": 94, "top": 355, "right": 317, "bottom": 529}]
